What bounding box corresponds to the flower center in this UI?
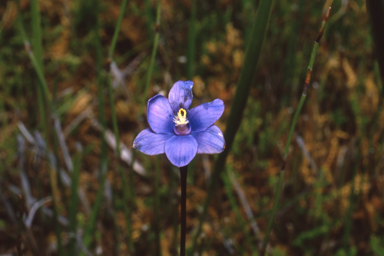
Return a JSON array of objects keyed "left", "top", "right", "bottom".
[
  {"left": 173, "top": 108, "right": 189, "bottom": 126},
  {"left": 173, "top": 108, "right": 191, "bottom": 135}
]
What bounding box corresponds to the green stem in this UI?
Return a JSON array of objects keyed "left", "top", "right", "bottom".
[
  {"left": 106, "top": 0, "right": 135, "bottom": 251},
  {"left": 127, "top": 149, "right": 136, "bottom": 252},
  {"left": 139, "top": 0, "right": 161, "bottom": 117},
  {"left": 283, "top": 89, "right": 308, "bottom": 159},
  {"left": 81, "top": 0, "right": 109, "bottom": 251},
  {"left": 260, "top": 170, "right": 284, "bottom": 256},
  {"left": 82, "top": 162, "right": 108, "bottom": 249},
  {"left": 144, "top": 0, "right": 154, "bottom": 40},
  {"left": 186, "top": 0, "right": 196, "bottom": 80},
  {"left": 18, "top": 1, "right": 64, "bottom": 254},
  {"left": 30, "top": 0, "right": 47, "bottom": 134},
  {"left": 31, "top": 0, "right": 43, "bottom": 69},
  {"left": 189, "top": 1, "right": 274, "bottom": 253},
  {"left": 260, "top": 8, "right": 331, "bottom": 256},
  {"left": 17, "top": 0, "right": 51, "bottom": 124},
  {"left": 106, "top": 75, "right": 121, "bottom": 160},
  {"left": 108, "top": 0, "right": 128, "bottom": 60},
  {"left": 69, "top": 147, "right": 82, "bottom": 255}
]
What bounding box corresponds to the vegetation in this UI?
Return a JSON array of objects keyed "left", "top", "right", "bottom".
[{"left": 0, "top": 0, "right": 383, "bottom": 255}]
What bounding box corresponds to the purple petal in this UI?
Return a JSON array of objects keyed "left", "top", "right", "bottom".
[
  {"left": 168, "top": 80, "right": 194, "bottom": 113},
  {"left": 147, "top": 94, "right": 174, "bottom": 134},
  {"left": 188, "top": 99, "right": 224, "bottom": 133},
  {"left": 133, "top": 128, "right": 173, "bottom": 155},
  {"left": 165, "top": 135, "right": 197, "bottom": 167},
  {"left": 192, "top": 125, "right": 225, "bottom": 154}
]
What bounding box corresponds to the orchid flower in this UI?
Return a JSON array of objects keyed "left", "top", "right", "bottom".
[{"left": 133, "top": 80, "right": 225, "bottom": 167}]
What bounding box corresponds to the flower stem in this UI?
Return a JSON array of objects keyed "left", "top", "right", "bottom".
[
  {"left": 154, "top": 156, "right": 161, "bottom": 256},
  {"left": 180, "top": 165, "right": 188, "bottom": 256}
]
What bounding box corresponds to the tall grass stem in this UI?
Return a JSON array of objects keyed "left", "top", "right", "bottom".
[
  {"left": 186, "top": 0, "right": 196, "bottom": 80},
  {"left": 139, "top": 0, "right": 161, "bottom": 118},
  {"left": 145, "top": 0, "right": 155, "bottom": 40},
  {"left": 260, "top": 8, "right": 331, "bottom": 256},
  {"left": 108, "top": 0, "right": 128, "bottom": 60},
  {"left": 105, "top": 0, "right": 135, "bottom": 251},
  {"left": 69, "top": 147, "right": 82, "bottom": 255},
  {"left": 30, "top": 0, "right": 47, "bottom": 134},
  {"left": 18, "top": 1, "right": 64, "bottom": 254},
  {"left": 81, "top": 0, "right": 110, "bottom": 251},
  {"left": 189, "top": 1, "right": 274, "bottom": 253}
]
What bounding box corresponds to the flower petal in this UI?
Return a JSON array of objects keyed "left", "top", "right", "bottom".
[
  {"left": 188, "top": 99, "right": 224, "bottom": 133},
  {"left": 192, "top": 125, "right": 225, "bottom": 154},
  {"left": 168, "top": 80, "right": 194, "bottom": 113},
  {"left": 133, "top": 128, "right": 173, "bottom": 155},
  {"left": 165, "top": 135, "right": 197, "bottom": 167},
  {"left": 147, "top": 94, "right": 174, "bottom": 134}
]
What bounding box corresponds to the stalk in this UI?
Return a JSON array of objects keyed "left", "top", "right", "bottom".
[
  {"left": 180, "top": 165, "right": 188, "bottom": 256},
  {"left": 189, "top": 1, "right": 274, "bottom": 253},
  {"left": 31, "top": 0, "right": 46, "bottom": 134},
  {"left": 260, "top": 8, "right": 331, "bottom": 256},
  {"left": 129, "top": 2, "right": 161, "bottom": 252},
  {"left": 81, "top": 0, "right": 109, "bottom": 251},
  {"left": 186, "top": 0, "right": 196, "bottom": 80},
  {"left": 69, "top": 147, "right": 82, "bottom": 255},
  {"left": 17, "top": 1, "right": 63, "bottom": 254},
  {"left": 139, "top": 0, "right": 161, "bottom": 118},
  {"left": 144, "top": 0, "right": 155, "bottom": 40},
  {"left": 127, "top": 149, "right": 136, "bottom": 253},
  {"left": 106, "top": 0, "right": 133, "bottom": 250},
  {"left": 108, "top": 0, "right": 128, "bottom": 61},
  {"left": 154, "top": 156, "right": 161, "bottom": 256}
]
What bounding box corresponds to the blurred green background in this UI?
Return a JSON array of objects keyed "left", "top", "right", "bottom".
[{"left": 0, "top": 0, "right": 384, "bottom": 255}]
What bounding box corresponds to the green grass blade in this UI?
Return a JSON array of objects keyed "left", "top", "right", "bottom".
[
  {"left": 144, "top": 0, "right": 154, "bottom": 40},
  {"left": 107, "top": 0, "right": 137, "bottom": 244},
  {"left": 139, "top": 0, "right": 161, "bottom": 117},
  {"left": 108, "top": 0, "right": 128, "bottom": 60},
  {"left": 81, "top": 0, "right": 109, "bottom": 251},
  {"left": 186, "top": 0, "right": 196, "bottom": 80},
  {"left": 189, "top": 1, "right": 274, "bottom": 253},
  {"left": 18, "top": 1, "right": 64, "bottom": 254},
  {"left": 69, "top": 147, "right": 82, "bottom": 255},
  {"left": 31, "top": 0, "right": 43, "bottom": 70},
  {"left": 17, "top": 0, "right": 51, "bottom": 116},
  {"left": 221, "top": 0, "right": 274, "bottom": 155},
  {"left": 261, "top": 8, "right": 331, "bottom": 256}
]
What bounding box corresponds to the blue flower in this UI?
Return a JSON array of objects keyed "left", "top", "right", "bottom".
[{"left": 133, "top": 80, "right": 225, "bottom": 167}]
